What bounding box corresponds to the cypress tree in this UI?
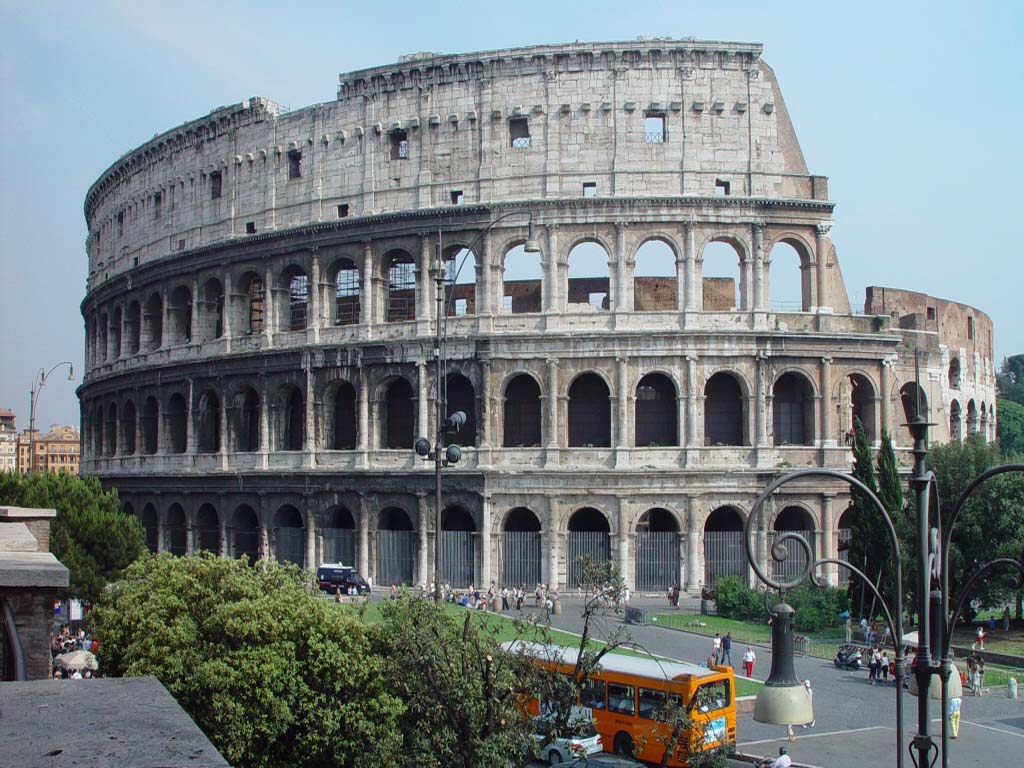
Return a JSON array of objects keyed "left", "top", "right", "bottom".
[{"left": 844, "top": 417, "right": 879, "bottom": 616}]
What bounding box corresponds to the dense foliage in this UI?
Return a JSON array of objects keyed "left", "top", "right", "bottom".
[
  {"left": 92, "top": 554, "right": 404, "bottom": 768},
  {"left": 0, "top": 471, "right": 145, "bottom": 602},
  {"left": 713, "top": 575, "right": 848, "bottom": 633},
  {"left": 997, "top": 398, "right": 1024, "bottom": 456},
  {"left": 996, "top": 354, "right": 1024, "bottom": 406}
]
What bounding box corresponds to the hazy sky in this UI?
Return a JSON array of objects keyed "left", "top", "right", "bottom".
[{"left": 1, "top": 0, "right": 1020, "bottom": 431}]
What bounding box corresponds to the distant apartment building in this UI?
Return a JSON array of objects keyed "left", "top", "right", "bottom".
[
  {"left": 17, "top": 425, "right": 80, "bottom": 475},
  {"left": 0, "top": 410, "right": 16, "bottom": 473}
]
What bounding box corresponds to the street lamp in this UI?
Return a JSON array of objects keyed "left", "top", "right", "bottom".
[
  {"left": 27, "top": 362, "right": 75, "bottom": 474},
  {"left": 415, "top": 210, "right": 542, "bottom": 601},
  {"left": 743, "top": 358, "right": 1022, "bottom": 768}
]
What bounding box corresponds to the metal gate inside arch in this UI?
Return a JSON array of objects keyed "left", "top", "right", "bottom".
[
  {"left": 502, "top": 531, "right": 541, "bottom": 587},
  {"left": 567, "top": 532, "right": 611, "bottom": 586},
  {"left": 376, "top": 530, "right": 415, "bottom": 585},
  {"left": 635, "top": 531, "right": 680, "bottom": 591},
  {"left": 441, "top": 531, "right": 475, "bottom": 587},
  {"left": 322, "top": 528, "right": 355, "bottom": 566}
]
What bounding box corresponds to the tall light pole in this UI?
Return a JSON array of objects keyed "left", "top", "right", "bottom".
[
  {"left": 416, "top": 210, "right": 542, "bottom": 601},
  {"left": 744, "top": 355, "right": 1022, "bottom": 768},
  {"left": 27, "top": 362, "right": 75, "bottom": 474}
]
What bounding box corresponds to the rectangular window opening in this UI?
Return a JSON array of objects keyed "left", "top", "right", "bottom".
[
  {"left": 210, "top": 171, "right": 222, "bottom": 200},
  {"left": 583, "top": 182, "right": 597, "bottom": 197},
  {"left": 714, "top": 179, "right": 730, "bottom": 196},
  {"left": 503, "top": 295, "right": 513, "bottom": 312},
  {"left": 288, "top": 149, "right": 302, "bottom": 179},
  {"left": 390, "top": 130, "right": 409, "bottom": 160},
  {"left": 337, "top": 203, "right": 349, "bottom": 218},
  {"left": 968, "top": 316, "right": 975, "bottom": 339},
  {"left": 177, "top": 239, "right": 186, "bottom": 251},
  {"left": 454, "top": 298, "right": 468, "bottom": 316},
  {"left": 450, "top": 190, "right": 464, "bottom": 205},
  {"left": 588, "top": 291, "right": 607, "bottom": 309},
  {"left": 117, "top": 211, "right": 124, "bottom": 237},
  {"left": 644, "top": 113, "right": 666, "bottom": 143},
  {"left": 510, "top": 117, "right": 531, "bottom": 148},
  {"left": 153, "top": 192, "right": 162, "bottom": 220},
  {"left": 245, "top": 222, "right": 256, "bottom": 235},
  {"left": 926, "top": 306, "right": 936, "bottom": 320}
]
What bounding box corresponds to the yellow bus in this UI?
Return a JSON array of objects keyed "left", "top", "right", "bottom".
[{"left": 505, "top": 641, "right": 736, "bottom": 766}]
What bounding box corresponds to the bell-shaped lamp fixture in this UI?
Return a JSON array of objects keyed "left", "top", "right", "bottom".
[
  {"left": 909, "top": 660, "right": 962, "bottom": 699},
  {"left": 523, "top": 220, "right": 542, "bottom": 253},
  {"left": 753, "top": 601, "right": 814, "bottom": 726}
]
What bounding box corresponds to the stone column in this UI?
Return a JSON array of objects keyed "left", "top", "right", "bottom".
[
  {"left": 418, "top": 234, "right": 434, "bottom": 327},
  {"left": 258, "top": 378, "right": 270, "bottom": 469},
  {"left": 752, "top": 223, "right": 766, "bottom": 311},
  {"left": 309, "top": 250, "right": 321, "bottom": 343},
  {"left": 189, "top": 278, "right": 200, "bottom": 344},
  {"left": 480, "top": 495, "right": 492, "bottom": 588},
  {"left": 185, "top": 379, "right": 197, "bottom": 456},
  {"left": 741, "top": 257, "right": 753, "bottom": 312},
  {"left": 361, "top": 242, "right": 374, "bottom": 326},
  {"left": 478, "top": 359, "right": 492, "bottom": 451},
  {"left": 548, "top": 498, "right": 560, "bottom": 590},
  {"left": 544, "top": 226, "right": 560, "bottom": 314},
  {"left": 161, "top": 286, "right": 170, "bottom": 349},
  {"left": 358, "top": 373, "right": 370, "bottom": 459},
  {"left": 545, "top": 358, "right": 559, "bottom": 448},
  {"left": 618, "top": 500, "right": 631, "bottom": 590},
  {"left": 880, "top": 359, "right": 892, "bottom": 438},
  {"left": 613, "top": 223, "right": 626, "bottom": 311},
  {"left": 616, "top": 356, "right": 629, "bottom": 449},
  {"left": 260, "top": 524, "right": 270, "bottom": 562},
  {"left": 222, "top": 270, "right": 233, "bottom": 339},
  {"left": 219, "top": 515, "right": 228, "bottom": 557},
  {"left": 358, "top": 494, "right": 370, "bottom": 581},
  {"left": 478, "top": 232, "right": 492, "bottom": 317},
  {"left": 218, "top": 380, "right": 229, "bottom": 469},
  {"left": 755, "top": 355, "right": 768, "bottom": 448},
  {"left": 304, "top": 355, "right": 315, "bottom": 463},
  {"left": 305, "top": 505, "right": 317, "bottom": 570},
  {"left": 263, "top": 265, "right": 275, "bottom": 342},
  {"left": 685, "top": 356, "right": 698, "bottom": 447},
  {"left": 820, "top": 357, "right": 833, "bottom": 447},
  {"left": 815, "top": 224, "right": 832, "bottom": 312},
  {"left": 821, "top": 493, "right": 836, "bottom": 586},
  {"left": 684, "top": 224, "right": 698, "bottom": 311},
  {"left": 185, "top": 516, "right": 194, "bottom": 555},
  {"left": 686, "top": 505, "right": 700, "bottom": 593},
  {"left": 417, "top": 360, "right": 429, "bottom": 441},
  {"left": 417, "top": 493, "right": 430, "bottom": 588}
]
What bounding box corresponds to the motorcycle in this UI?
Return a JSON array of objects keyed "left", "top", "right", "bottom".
[{"left": 834, "top": 644, "right": 862, "bottom": 670}]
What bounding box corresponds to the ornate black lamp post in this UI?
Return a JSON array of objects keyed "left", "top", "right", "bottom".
[
  {"left": 745, "top": 366, "right": 1022, "bottom": 768},
  {"left": 416, "top": 210, "right": 542, "bottom": 601},
  {"left": 27, "top": 362, "right": 75, "bottom": 474}
]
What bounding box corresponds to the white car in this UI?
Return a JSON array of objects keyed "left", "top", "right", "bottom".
[{"left": 533, "top": 718, "right": 603, "bottom": 765}]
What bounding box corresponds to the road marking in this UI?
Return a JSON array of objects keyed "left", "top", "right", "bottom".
[
  {"left": 739, "top": 725, "right": 890, "bottom": 746},
  {"left": 929, "top": 717, "right": 1024, "bottom": 740}
]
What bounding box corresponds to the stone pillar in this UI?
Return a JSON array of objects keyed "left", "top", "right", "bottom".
[
  {"left": 544, "top": 226, "right": 559, "bottom": 313},
  {"left": 417, "top": 360, "right": 429, "bottom": 441},
  {"left": 218, "top": 381, "right": 228, "bottom": 469},
  {"left": 305, "top": 506, "right": 317, "bottom": 570},
  {"left": 686, "top": 505, "right": 700, "bottom": 593},
  {"left": 618, "top": 500, "right": 631, "bottom": 590},
  {"left": 545, "top": 358, "right": 559, "bottom": 447},
  {"left": 189, "top": 278, "right": 200, "bottom": 344},
  {"left": 613, "top": 223, "right": 627, "bottom": 311},
  {"left": 478, "top": 359, "right": 492, "bottom": 452},
  {"left": 161, "top": 286, "right": 170, "bottom": 349},
  {"left": 260, "top": 524, "right": 270, "bottom": 562},
  {"left": 478, "top": 231, "right": 492, "bottom": 317},
  {"left": 358, "top": 494, "right": 370, "bottom": 581},
  {"left": 548, "top": 499, "right": 560, "bottom": 590},
  {"left": 821, "top": 493, "right": 836, "bottom": 586},
  {"left": 309, "top": 250, "right": 321, "bottom": 343},
  {"left": 185, "top": 379, "right": 197, "bottom": 456},
  {"left": 820, "top": 357, "right": 833, "bottom": 447},
  {"left": 361, "top": 242, "right": 374, "bottom": 326},
  {"left": 304, "top": 355, "right": 315, "bottom": 462},
  {"left": 480, "top": 495, "right": 492, "bottom": 587},
  {"left": 880, "top": 359, "right": 892, "bottom": 438},
  {"left": 418, "top": 233, "right": 434, "bottom": 327},
  {"left": 752, "top": 223, "right": 766, "bottom": 311},
  {"left": 185, "top": 515, "right": 194, "bottom": 555},
  {"left": 741, "top": 257, "right": 753, "bottom": 312},
  {"left": 616, "top": 356, "right": 629, "bottom": 449},
  {"left": 815, "top": 224, "right": 832, "bottom": 312},
  {"left": 417, "top": 493, "right": 430, "bottom": 588},
  {"left": 685, "top": 356, "right": 698, "bottom": 448},
  {"left": 263, "top": 265, "right": 275, "bottom": 341},
  {"left": 684, "top": 224, "right": 698, "bottom": 311},
  {"left": 222, "top": 270, "right": 233, "bottom": 339},
  {"left": 358, "top": 373, "right": 370, "bottom": 457},
  {"left": 755, "top": 355, "right": 768, "bottom": 448},
  {"left": 219, "top": 516, "right": 228, "bottom": 557},
  {"left": 258, "top": 379, "right": 270, "bottom": 469}
]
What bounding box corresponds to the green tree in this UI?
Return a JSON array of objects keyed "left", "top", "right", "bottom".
[
  {"left": 921, "top": 436, "right": 1024, "bottom": 620},
  {"left": 996, "top": 354, "right": 1024, "bottom": 405},
  {"left": 0, "top": 471, "right": 145, "bottom": 602},
  {"left": 842, "top": 417, "right": 883, "bottom": 617},
  {"left": 91, "top": 554, "right": 403, "bottom": 768},
  {"left": 997, "top": 398, "right": 1024, "bottom": 456}
]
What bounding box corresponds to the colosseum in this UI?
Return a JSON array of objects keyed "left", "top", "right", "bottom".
[{"left": 79, "top": 39, "right": 997, "bottom": 593}]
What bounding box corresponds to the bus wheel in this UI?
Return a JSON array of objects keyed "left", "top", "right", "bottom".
[
  {"left": 613, "top": 732, "right": 635, "bottom": 757},
  {"left": 547, "top": 749, "right": 562, "bottom": 765}
]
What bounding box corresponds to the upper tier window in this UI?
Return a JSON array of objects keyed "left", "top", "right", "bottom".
[
  {"left": 644, "top": 113, "right": 666, "bottom": 143},
  {"left": 390, "top": 130, "right": 409, "bottom": 160},
  {"left": 510, "top": 117, "right": 530, "bottom": 148},
  {"left": 288, "top": 150, "right": 302, "bottom": 179},
  {"left": 210, "top": 171, "right": 222, "bottom": 200}
]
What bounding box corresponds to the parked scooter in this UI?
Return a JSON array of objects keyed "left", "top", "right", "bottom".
[{"left": 834, "top": 644, "right": 863, "bottom": 670}]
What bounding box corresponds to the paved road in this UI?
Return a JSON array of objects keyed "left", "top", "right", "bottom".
[{"left": 530, "top": 596, "right": 1024, "bottom": 768}]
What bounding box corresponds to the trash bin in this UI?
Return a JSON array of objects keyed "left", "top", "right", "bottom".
[
  {"left": 700, "top": 599, "right": 708, "bottom": 615},
  {"left": 552, "top": 598, "right": 561, "bottom": 615}
]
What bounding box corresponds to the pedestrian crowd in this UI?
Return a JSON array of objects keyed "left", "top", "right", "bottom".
[{"left": 50, "top": 626, "right": 99, "bottom": 680}]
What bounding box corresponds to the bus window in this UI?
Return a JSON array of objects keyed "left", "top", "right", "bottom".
[
  {"left": 692, "top": 680, "right": 731, "bottom": 713},
  {"left": 638, "top": 688, "right": 666, "bottom": 720},
  {"left": 581, "top": 678, "right": 607, "bottom": 710},
  {"left": 608, "top": 682, "right": 636, "bottom": 715}
]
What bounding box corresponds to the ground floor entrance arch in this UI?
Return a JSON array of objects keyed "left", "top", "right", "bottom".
[
  {"left": 322, "top": 506, "right": 356, "bottom": 566},
  {"left": 273, "top": 506, "right": 304, "bottom": 567},
  {"left": 635, "top": 508, "right": 680, "bottom": 591},
  {"left": 441, "top": 506, "right": 476, "bottom": 587},
  {"left": 232, "top": 505, "right": 260, "bottom": 565},
  {"left": 772, "top": 506, "right": 816, "bottom": 581},
  {"left": 704, "top": 506, "right": 746, "bottom": 587},
  {"left": 194, "top": 504, "right": 220, "bottom": 554},
  {"left": 502, "top": 507, "right": 542, "bottom": 587},
  {"left": 567, "top": 507, "right": 610, "bottom": 587},
  {"left": 376, "top": 507, "right": 415, "bottom": 586}
]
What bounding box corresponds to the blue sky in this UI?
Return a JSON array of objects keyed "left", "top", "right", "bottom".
[{"left": 1, "top": 0, "right": 1020, "bottom": 430}]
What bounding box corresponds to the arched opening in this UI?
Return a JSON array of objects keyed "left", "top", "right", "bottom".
[
  {"left": 332, "top": 258, "right": 361, "bottom": 326},
  {"left": 445, "top": 373, "right": 476, "bottom": 447},
  {"left": 967, "top": 399, "right": 979, "bottom": 434},
  {"left": 503, "top": 374, "right": 541, "bottom": 447},
  {"left": 635, "top": 508, "right": 680, "bottom": 591},
  {"left": 502, "top": 507, "right": 542, "bottom": 587},
  {"left": 900, "top": 382, "right": 929, "bottom": 443},
  {"left": 194, "top": 504, "right": 220, "bottom": 554},
  {"left": 143, "top": 292, "right": 163, "bottom": 350},
  {"left": 443, "top": 246, "right": 477, "bottom": 317},
  {"left": 441, "top": 506, "right": 477, "bottom": 587},
  {"left": 281, "top": 266, "right": 309, "bottom": 332},
  {"left": 239, "top": 273, "right": 265, "bottom": 335},
  {"left": 849, "top": 374, "right": 877, "bottom": 444},
  {"left": 274, "top": 386, "right": 305, "bottom": 452},
  {"left": 105, "top": 403, "right": 118, "bottom": 456},
  {"left": 769, "top": 240, "right": 811, "bottom": 311},
  {"left": 568, "top": 373, "right": 611, "bottom": 447},
  {"left": 948, "top": 358, "right": 961, "bottom": 389},
  {"left": 567, "top": 241, "right": 610, "bottom": 311},
  {"left": 322, "top": 506, "right": 356, "bottom": 566},
  {"left": 166, "top": 393, "right": 187, "bottom": 454},
  {"left": 233, "top": 387, "right": 261, "bottom": 453},
  {"left": 382, "top": 378, "right": 414, "bottom": 449},
  {"left": 385, "top": 250, "right": 416, "bottom": 322},
  {"left": 705, "top": 372, "right": 745, "bottom": 446},
  {"left": 772, "top": 506, "right": 816, "bottom": 581},
  {"left": 99, "top": 313, "right": 108, "bottom": 361},
  {"left": 703, "top": 506, "right": 746, "bottom": 586},
  {"left": 330, "top": 382, "right": 358, "bottom": 450},
  {"left": 141, "top": 503, "right": 159, "bottom": 553},
  {"left": 93, "top": 404, "right": 103, "bottom": 457},
  {"left": 376, "top": 507, "right": 415, "bottom": 586},
  {"left": 200, "top": 277, "right": 224, "bottom": 341},
  {"left": 110, "top": 306, "right": 122, "bottom": 358},
  {"left": 273, "top": 505, "right": 304, "bottom": 566},
  {"left": 121, "top": 400, "right": 137, "bottom": 455},
  {"left": 836, "top": 508, "right": 852, "bottom": 586},
  {"left": 772, "top": 372, "right": 814, "bottom": 446},
  {"left": 566, "top": 507, "right": 611, "bottom": 587},
  {"left": 126, "top": 301, "right": 141, "bottom": 355},
  {"left": 232, "top": 505, "right": 260, "bottom": 565},
  {"left": 633, "top": 239, "right": 678, "bottom": 311},
  {"left": 701, "top": 240, "right": 743, "bottom": 311},
  {"left": 980, "top": 401, "right": 988, "bottom": 440},
  {"left": 950, "top": 399, "right": 962, "bottom": 442},
  {"left": 167, "top": 285, "right": 193, "bottom": 344},
  {"left": 502, "top": 243, "right": 543, "bottom": 314},
  {"left": 141, "top": 397, "right": 158, "bottom": 455},
  {"left": 197, "top": 390, "right": 221, "bottom": 453},
  {"left": 635, "top": 373, "right": 677, "bottom": 446},
  {"left": 166, "top": 504, "right": 187, "bottom": 556}
]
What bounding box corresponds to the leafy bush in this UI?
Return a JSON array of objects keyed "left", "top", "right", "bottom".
[
  {"left": 787, "top": 583, "right": 850, "bottom": 633},
  {"left": 712, "top": 576, "right": 764, "bottom": 621}
]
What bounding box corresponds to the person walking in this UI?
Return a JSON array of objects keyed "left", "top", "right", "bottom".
[
  {"left": 501, "top": 586, "right": 509, "bottom": 611},
  {"left": 712, "top": 633, "right": 722, "bottom": 665},
  {"left": 743, "top": 646, "right": 756, "bottom": 678},
  {"left": 721, "top": 632, "right": 733, "bottom": 667},
  {"left": 801, "top": 680, "right": 815, "bottom": 728},
  {"left": 544, "top": 595, "right": 553, "bottom": 621},
  {"left": 880, "top": 650, "right": 890, "bottom": 683},
  {"left": 845, "top": 616, "right": 852, "bottom": 644},
  {"left": 948, "top": 694, "right": 962, "bottom": 739},
  {"left": 977, "top": 656, "right": 985, "bottom": 696}
]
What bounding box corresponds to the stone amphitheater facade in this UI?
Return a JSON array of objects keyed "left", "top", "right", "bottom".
[{"left": 79, "top": 40, "right": 996, "bottom": 593}]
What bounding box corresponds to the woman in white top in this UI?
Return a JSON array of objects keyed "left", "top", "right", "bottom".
[{"left": 743, "top": 646, "right": 757, "bottom": 677}]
